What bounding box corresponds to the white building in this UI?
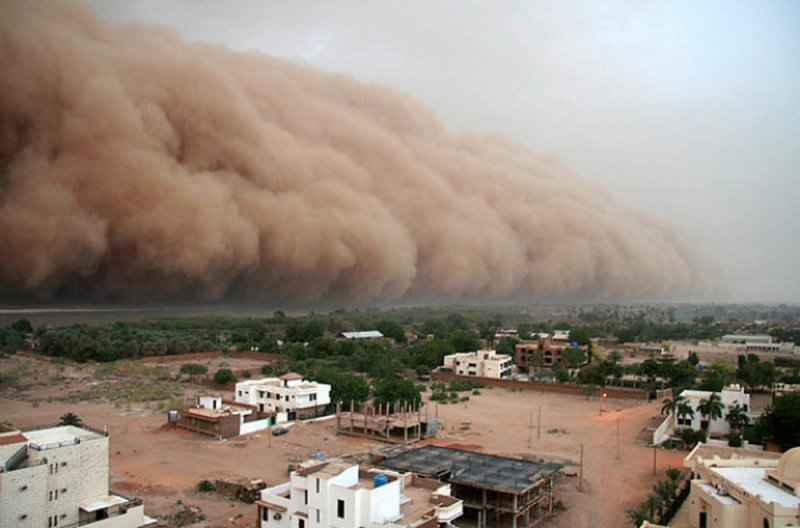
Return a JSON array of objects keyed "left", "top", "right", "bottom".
[
  {"left": 0, "top": 426, "right": 151, "bottom": 528},
  {"left": 235, "top": 373, "right": 331, "bottom": 422},
  {"left": 683, "top": 444, "right": 800, "bottom": 528},
  {"left": 256, "top": 459, "right": 462, "bottom": 528},
  {"left": 441, "top": 350, "right": 513, "bottom": 379},
  {"left": 677, "top": 385, "right": 751, "bottom": 436},
  {"left": 721, "top": 334, "right": 782, "bottom": 353},
  {"left": 339, "top": 331, "right": 384, "bottom": 340}
]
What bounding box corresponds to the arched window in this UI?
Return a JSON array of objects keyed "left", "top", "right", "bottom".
[{"left": 764, "top": 519, "right": 770, "bottom": 528}]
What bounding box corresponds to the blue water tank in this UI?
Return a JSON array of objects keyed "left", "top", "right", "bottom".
[{"left": 373, "top": 474, "right": 389, "bottom": 488}]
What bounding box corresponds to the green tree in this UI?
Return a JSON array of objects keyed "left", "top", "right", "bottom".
[
  {"left": 527, "top": 350, "right": 545, "bottom": 375},
  {"left": 316, "top": 368, "right": 370, "bottom": 405},
  {"left": 753, "top": 392, "right": 800, "bottom": 448},
  {"left": 213, "top": 368, "right": 238, "bottom": 384},
  {"left": 560, "top": 347, "right": 585, "bottom": 369},
  {"left": 449, "top": 332, "right": 480, "bottom": 353},
  {"left": 676, "top": 400, "right": 695, "bottom": 428},
  {"left": 11, "top": 319, "right": 34, "bottom": 335},
  {"left": 700, "top": 360, "right": 735, "bottom": 392},
  {"left": 376, "top": 320, "right": 406, "bottom": 343},
  {"left": 58, "top": 412, "right": 83, "bottom": 427},
  {"left": 372, "top": 377, "right": 422, "bottom": 409},
  {"left": 697, "top": 393, "right": 723, "bottom": 433},
  {"left": 661, "top": 391, "right": 685, "bottom": 416},
  {"left": 725, "top": 403, "right": 750, "bottom": 444}
]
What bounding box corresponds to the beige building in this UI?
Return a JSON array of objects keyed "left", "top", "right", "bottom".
[
  {"left": 683, "top": 445, "right": 800, "bottom": 528},
  {"left": 0, "top": 426, "right": 151, "bottom": 528},
  {"left": 441, "top": 350, "right": 513, "bottom": 378}
]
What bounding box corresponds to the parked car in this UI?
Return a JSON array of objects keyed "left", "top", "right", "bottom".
[{"left": 272, "top": 426, "right": 289, "bottom": 436}]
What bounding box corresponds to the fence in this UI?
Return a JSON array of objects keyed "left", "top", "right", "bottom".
[{"left": 430, "top": 372, "right": 650, "bottom": 400}]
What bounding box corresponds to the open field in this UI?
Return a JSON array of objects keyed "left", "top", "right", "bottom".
[{"left": 1, "top": 354, "right": 686, "bottom": 528}]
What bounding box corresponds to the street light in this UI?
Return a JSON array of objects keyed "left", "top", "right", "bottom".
[{"left": 600, "top": 392, "right": 608, "bottom": 414}]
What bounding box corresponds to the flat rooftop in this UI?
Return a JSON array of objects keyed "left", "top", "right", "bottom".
[
  {"left": 25, "top": 426, "right": 105, "bottom": 449},
  {"left": 711, "top": 467, "right": 800, "bottom": 508},
  {"left": 379, "top": 445, "right": 562, "bottom": 494}
]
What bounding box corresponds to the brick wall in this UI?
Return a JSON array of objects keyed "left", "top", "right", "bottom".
[{"left": 430, "top": 372, "right": 649, "bottom": 400}]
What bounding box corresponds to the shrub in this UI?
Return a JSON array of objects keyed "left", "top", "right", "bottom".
[
  {"left": 213, "top": 368, "right": 238, "bottom": 384},
  {"left": 261, "top": 364, "right": 273, "bottom": 375},
  {"left": 179, "top": 363, "right": 208, "bottom": 376},
  {"left": 197, "top": 480, "right": 215, "bottom": 492}
]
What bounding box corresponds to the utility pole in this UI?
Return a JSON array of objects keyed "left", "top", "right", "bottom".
[
  {"left": 578, "top": 444, "right": 584, "bottom": 492},
  {"left": 537, "top": 406, "right": 542, "bottom": 440},
  {"left": 616, "top": 418, "right": 620, "bottom": 460},
  {"left": 527, "top": 409, "right": 533, "bottom": 448}
]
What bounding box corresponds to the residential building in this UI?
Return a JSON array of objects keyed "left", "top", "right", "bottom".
[
  {"left": 235, "top": 373, "right": 331, "bottom": 422},
  {"left": 0, "top": 426, "right": 150, "bottom": 528},
  {"left": 174, "top": 395, "right": 273, "bottom": 439},
  {"left": 515, "top": 332, "right": 584, "bottom": 370},
  {"left": 256, "top": 459, "right": 463, "bottom": 528},
  {"left": 682, "top": 444, "right": 800, "bottom": 528},
  {"left": 676, "top": 385, "right": 751, "bottom": 436},
  {"left": 441, "top": 350, "right": 513, "bottom": 379},
  {"left": 339, "top": 331, "right": 384, "bottom": 340},
  {"left": 379, "top": 445, "right": 563, "bottom": 528}
]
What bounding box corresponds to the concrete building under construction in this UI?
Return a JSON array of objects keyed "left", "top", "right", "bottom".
[
  {"left": 377, "top": 445, "right": 562, "bottom": 528},
  {"left": 335, "top": 402, "right": 440, "bottom": 445}
]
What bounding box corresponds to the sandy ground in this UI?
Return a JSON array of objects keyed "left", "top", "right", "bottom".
[
  {"left": 1, "top": 355, "right": 688, "bottom": 528},
  {"left": 430, "top": 387, "right": 686, "bottom": 528}
]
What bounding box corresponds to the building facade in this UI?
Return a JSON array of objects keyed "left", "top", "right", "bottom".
[
  {"left": 676, "top": 385, "right": 751, "bottom": 436},
  {"left": 441, "top": 350, "right": 513, "bottom": 378},
  {"left": 684, "top": 446, "right": 800, "bottom": 528},
  {"left": 235, "top": 373, "right": 331, "bottom": 422},
  {"left": 0, "top": 426, "right": 149, "bottom": 528},
  {"left": 515, "top": 331, "right": 583, "bottom": 370},
  {"left": 257, "top": 460, "right": 463, "bottom": 528},
  {"left": 174, "top": 395, "right": 273, "bottom": 438}
]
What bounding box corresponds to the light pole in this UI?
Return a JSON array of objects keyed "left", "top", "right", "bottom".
[{"left": 600, "top": 392, "right": 608, "bottom": 415}]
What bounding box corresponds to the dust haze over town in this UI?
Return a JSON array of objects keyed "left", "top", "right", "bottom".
[
  {"left": 3, "top": 3, "right": 800, "bottom": 528},
  {"left": 3, "top": 0, "right": 798, "bottom": 308}
]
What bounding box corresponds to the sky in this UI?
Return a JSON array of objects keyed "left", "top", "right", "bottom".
[{"left": 86, "top": 0, "right": 800, "bottom": 303}]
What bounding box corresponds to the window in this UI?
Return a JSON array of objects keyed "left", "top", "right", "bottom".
[
  {"left": 337, "top": 499, "right": 345, "bottom": 519},
  {"left": 262, "top": 507, "right": 268, "bottom": 521},
  {"left": 763, "top": 520, "right": 770, "bottom": 528},
  {"left": 50, "top": 491, "right": 53, "bottom": 501},
  {"left": 298, "top": 520, "right": 305, "bottom": 528},
  {"left": 316, "top": 478, "right": 320, "bottom": 493},
  {"left": 316, "top": 510, "right": 320, "bottom": 523},
  {"left": 304, "top": 490, "right": 308, "bottom": 504},
  {"left": 309, "top": 394, "right": 317, "bottom": 401}
]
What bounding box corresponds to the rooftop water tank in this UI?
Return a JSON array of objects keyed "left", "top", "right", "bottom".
[{"left": 373, "top": 474, "right": 389, "bottom": 488}]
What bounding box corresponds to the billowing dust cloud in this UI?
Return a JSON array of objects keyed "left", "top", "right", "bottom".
[{"left": 0, "top": 1, "right": 715, "bottom": 304}]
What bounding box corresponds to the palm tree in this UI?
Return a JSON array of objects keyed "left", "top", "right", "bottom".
[
  {"left": 725, "top": 403, "right": 750, "bottom": 443},
  {"left": 645, "top": 493, "right": 665, "bottom": 519},
  {"left": 676, "top": 400, "right": 695, "bottom": 429},
  {"left": 625, "top": 504, "right": 652, "bottom": 527},
  {"left": 653, "top": 479, "right": 677, "bottom": 504},
  {"left": 661, "top": 391, "right": 686, "bottom": 416},
  {"left": 58, "top": 412, "right": 83, "bottom": 427},
  {"left": 665, "top": 468, "right": 683, "bottom": 484},
  {"left": 697, "top": 393, "right": 723, "bottom": 434}
]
